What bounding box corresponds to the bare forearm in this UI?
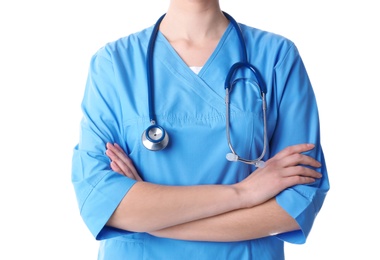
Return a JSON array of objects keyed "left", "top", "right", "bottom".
[
  {"left": 106, "top": 144, "right": 321, "bottom": 235},
  {"left": 107, "top": 181, "right": 243, "bottom": 232},
  {"left": 150, "top": 198, "right": 299, "bottom": 242}
]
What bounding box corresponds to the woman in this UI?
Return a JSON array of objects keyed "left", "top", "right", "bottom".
[{"left": 72, "top": 0, "right": 330, "bottom": 259}]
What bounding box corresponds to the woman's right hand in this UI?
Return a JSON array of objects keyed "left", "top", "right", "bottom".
[
  {"left": 234, "top": 143, "right": 322, "bottom": 208},
  {"left": 105, "top": 142, "right": 143, "bottom": 181}
]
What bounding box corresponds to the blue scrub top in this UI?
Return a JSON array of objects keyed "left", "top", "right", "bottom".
[{"left": 72, "top": 21, "right": 330, "bottom": 260}]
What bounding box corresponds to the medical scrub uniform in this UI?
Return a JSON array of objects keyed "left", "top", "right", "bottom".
[{"left": 72, "top": 20, "right": 330, "bottom": 259}]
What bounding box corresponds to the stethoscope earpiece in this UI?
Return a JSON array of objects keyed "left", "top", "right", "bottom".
[{"left": 142, "top": 124, "right": 169, "bottom": 151}]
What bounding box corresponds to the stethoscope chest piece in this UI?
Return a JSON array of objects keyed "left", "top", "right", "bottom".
[{"left": 142, "top": 124, "right": 169, "bottom": 151}]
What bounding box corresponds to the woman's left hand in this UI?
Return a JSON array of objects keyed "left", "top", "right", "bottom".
[{"left": 105, "top": 143, "right": 143, "bottom": 181}]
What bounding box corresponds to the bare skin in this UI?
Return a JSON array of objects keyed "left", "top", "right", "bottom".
[
  {"left": 159, "top": 0, "right": 229, "bottom": 67},
  {"left": 106, "top": 143, "right": 321, "bottom": 241},
  {"left": 104, "top": 0, "right": 323, "bottom": 242}
]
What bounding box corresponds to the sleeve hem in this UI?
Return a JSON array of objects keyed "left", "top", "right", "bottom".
[
  {"left": 80, "top": 173, "right": 138, "bottom": 239},
  {"left": 275, "top": 187, "right": 317, "bottom": 244}
]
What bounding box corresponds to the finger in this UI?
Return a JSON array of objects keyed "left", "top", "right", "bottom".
[
  {"left": 111, "top": 161, "right": 138, "bottom": 180},
  {"left": 284, "top": 174, "right": 320, "bottom": 187},
  {"left": 106, "top": 149, "right": 128, "bottom": 174},
  {"left": 110, "top": 161, "right": 124, "bottom": 175},
  {"left": 113, "top": 143, "right": 142, "bottom": 181},
  {"left": 113, "top": 143, "right": 125, "bottom": 154},
  {"left": 274, "top": 143, "right": 315, "bottom": 160},
  {"left": 106, "top": 142, "right": 122, "bottom": 156},
  {"left": 105, "top": 147, "right": 120, "bottom": 163},
  {"left": 109, "top": 143, "right": 134, "bottom": 166},
  {"left": 111, "top": 159, "right": 136, "bottom": 180},
  {"left": 106, "top": 143, "right": 133, "bottom": 167},
  {"left": 280, "top": 153, "right": 321, "bottom": 168},
  {"left": 288, "top": 165, "right": 322, "bottom": 179},
  {"left": 115, "top": 143, "right": 142, "bottom": 181},
  {"left": 106, "top": 143, "right": 143, "bottom": 181},
  {"left": 263, "top": 166, "right": 322, "bottom": 191}
]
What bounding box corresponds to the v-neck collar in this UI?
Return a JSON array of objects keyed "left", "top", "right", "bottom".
[
  {"left": 152, "top": 23, "right": 237, "bottom": 112},
  {"left": 156, "top": 22, "right": 233, "bottom": 77}
]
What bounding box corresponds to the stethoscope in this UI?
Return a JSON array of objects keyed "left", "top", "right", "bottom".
[{"left": 141, "top": 12, "right": 268, "bottom": 168}]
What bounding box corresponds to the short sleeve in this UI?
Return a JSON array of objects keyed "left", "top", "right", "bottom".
[
  {"left": 71, "top": 48, "right": 138, "bottom": 239},
  {"left": 270, "top": 44, "right": 330, "bottom": 244}
]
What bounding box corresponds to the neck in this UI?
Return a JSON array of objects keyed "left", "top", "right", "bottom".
[{"left": 160, "top": 0, "right": 228, "bottom": 42}]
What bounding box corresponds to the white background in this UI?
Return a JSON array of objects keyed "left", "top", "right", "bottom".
[{"left": 0, "top": 0, "right": 379, "bottom": 259}]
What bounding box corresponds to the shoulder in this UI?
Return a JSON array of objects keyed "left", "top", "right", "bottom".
[
  {"left": 239, "top": 23, "right": 301, "bottom": 66},
  {"left": 240, "top": 24, "right": 296, "bottom": 50},
  {"left": 92, "top": 26, "right": 154, "bottom": 60}
]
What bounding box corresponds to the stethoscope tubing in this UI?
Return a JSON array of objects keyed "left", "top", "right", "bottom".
[
  {"left": 146, "top": 14, "right": 166, "bottom": 125},
  {"left": 143, "top": 12, "right": 268, "bottom": 167}
]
